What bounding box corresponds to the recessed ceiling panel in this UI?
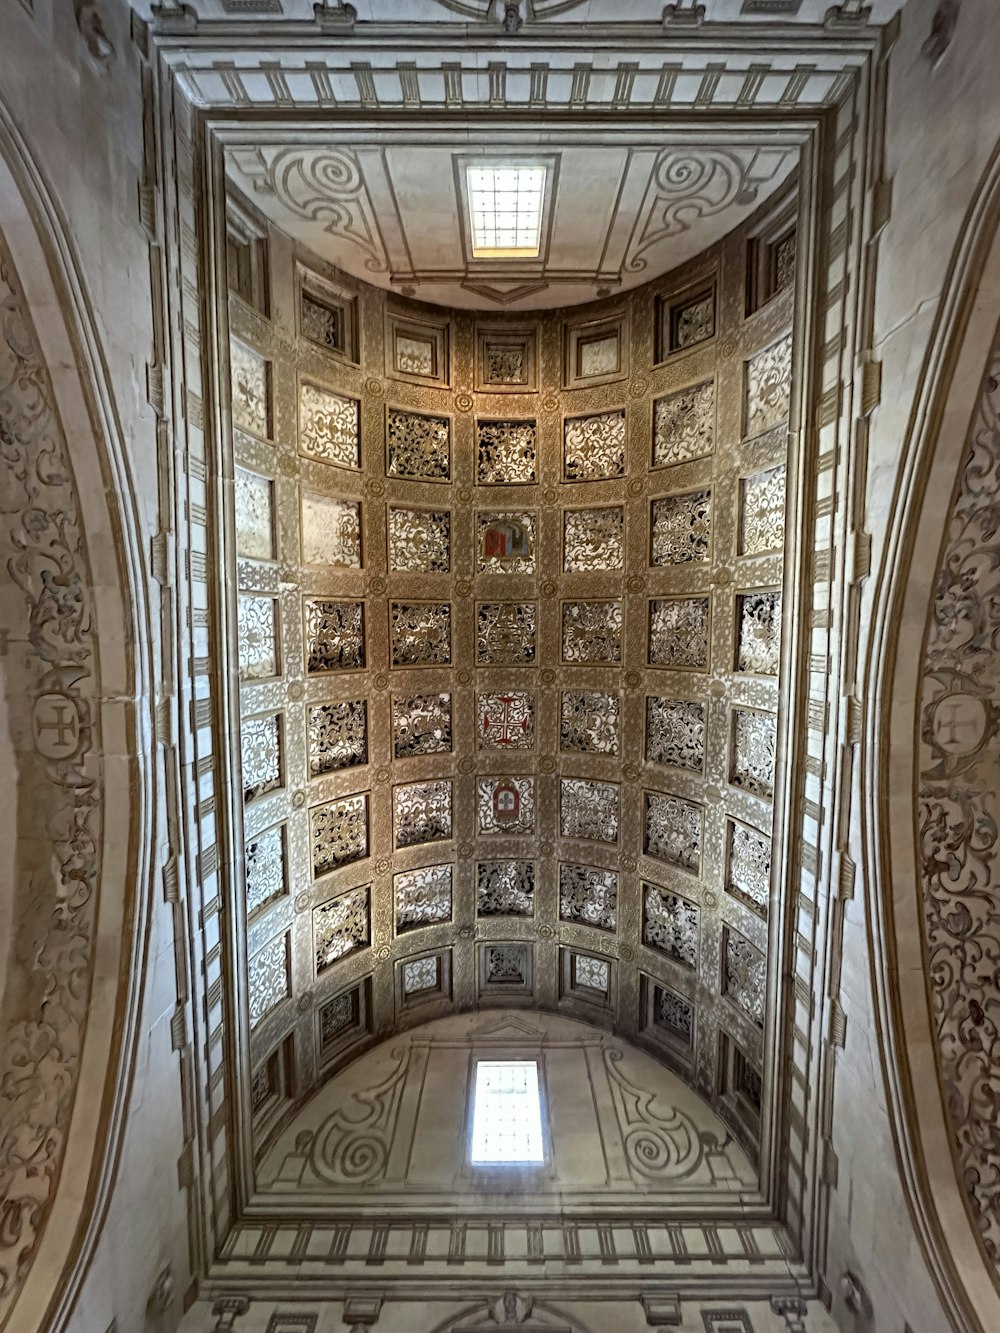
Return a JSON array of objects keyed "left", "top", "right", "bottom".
[{"left": 227, "top": 136, "right": 797, "bottom": 309}]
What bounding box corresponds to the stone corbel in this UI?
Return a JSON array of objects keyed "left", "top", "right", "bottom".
[
  {"left": 662, "top": 2, "right": 706, "bottom": 25},
  {"left": 149, "top": 0, "right": 198, "bottom": 32},
  {"left": 314, "top": 0, "right": 357, "bottom": 30},
  {"left": 769, "top": 1297, "right": 808, "bottom": 1333},
  {"left": 823, "top": 1, "right": 872, "bottom": 28},
  {"left": 344, "top": 1295, "right": 383, "bottom": 1333},
  {"left": 641, "top": 1294, "right": 682, "bottom": 1326},
  {"left": 212, "top": 1297, "right": 251, "bottom": 1332}
]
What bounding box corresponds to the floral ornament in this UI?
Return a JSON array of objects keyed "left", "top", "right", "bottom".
[{"left": 455, "top": 392, "right": 475, "bottom": 413}]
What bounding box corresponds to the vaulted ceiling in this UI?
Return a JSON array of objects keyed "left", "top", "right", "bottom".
[{"left": 227, "top": 137, "right": 798, "bottom": 309}]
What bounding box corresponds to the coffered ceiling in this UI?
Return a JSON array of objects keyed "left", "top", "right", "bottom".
[{"left": 227, "top": 137, "right": 798, "bottom": 309}]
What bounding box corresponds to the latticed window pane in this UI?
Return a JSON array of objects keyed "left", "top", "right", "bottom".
[{"left": 470, "top": 1060, "right": 544, "bottom": 1164}]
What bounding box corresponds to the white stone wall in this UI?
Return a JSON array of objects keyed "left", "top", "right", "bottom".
[
  {"left": 831, "top": 0, "right": 1000, "bottom": 1329},
  {"left": 0, "top": 1, "right": 190, "bottom": 1330}
]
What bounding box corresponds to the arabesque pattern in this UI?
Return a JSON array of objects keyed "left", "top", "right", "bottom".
[{"left": 223, "top": 201, "right": 791, "bottom": 1155}]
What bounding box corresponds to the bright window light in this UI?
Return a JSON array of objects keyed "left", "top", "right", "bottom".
[
  {"left": 470, "top": 1060, "right": 544, "bottom": 1164},
  {"left": 467, "top": 165, "right": 546, "bottom": 258}
]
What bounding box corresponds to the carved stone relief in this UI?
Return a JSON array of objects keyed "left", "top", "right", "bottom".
[
  {"left": 560, "top": 778, "right": 620, "bottom": 844},
  {"left": 308, "top": 700, "right": 368, "bottom": 775},
  {"left": 386, "top": 407, "right": 451, "bottom": 480},
  {"left": 645, "top": 698, "right": 705, "bottom": 771},
  {"left": 242, "top": 712, "right": 282, "bottom": 800},
  {"left": 393, "top": 780, "right": 453, "bottom": 848},
  {"left": 394, "top": 864, "right": 453, "bottom": 930},
  {"left": 918, "top": 342, "right": 1000, "bottom": 1260},
  {"left": 315, "top": 885, "right": 371, "bottom": 972},
  {"left": 563, "top": 506, "right": 624, "bottom": 571},
  {"left": 478, "top": 691, "right": 534, "bottom": 750},
  {"left": 560, "top": 690, "right": 620, "bottom": 755},
  {"left": 731, "top": 708, "right": 777, "bottom": 799},
  {"left": 388, "top": 506, "right": 451, "bottom": 573},
  {"left": 298, "top": 381, "right": 360, "bottom": 467},
  {"left": 739, "top": 464, "right": 786, "bottom": 556},
  {"left": 559, "top": 864, "right": 618, "bottom": 931},
  {"left": 650, "top": 489, "right": 712, "bottom": 566},
  {"left": 392, "top": 692, "right": 452, "bottom": 758},
  {"left": 249, "top": 934, "right": 290, "bottom": 1028},
  {"left": 220, "top": 194, "right": 794, "bottom": 1181},
  {"left": 312, "top": 793, "right": 370, "bottom": 875},
  {"left": 563, "top": 408, "right": 627, "bottom": 480},
  {"left": 653, "top": 380, "right": 714, "bottom": 467},
  {"left": 246, "top": 826, "right": 286, "bottom": 917},
  {"left": 744, "top": 334, "right": 792, "bottom": 439},
  {"left": 0, "top": 231, "right": 108, "bottom": 1312},
  {"left": 644, "top": 791, "right": 702, "bottom": 872},
  {"left": 478, "top": 861, "right": 535, "bottom": 916},
  {"left": 302, "top": 493, "right": 362, "bottom": 567}
]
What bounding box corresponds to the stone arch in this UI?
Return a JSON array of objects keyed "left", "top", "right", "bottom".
[
  {"left": 864, "top": 141, "right": 1000, "bottom": 1333},
  {"left": 0, "top": 104, "right": 155, "bottom": 1330}
]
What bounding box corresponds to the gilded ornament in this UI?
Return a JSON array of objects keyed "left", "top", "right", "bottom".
[{"left": 376, "top": 945, "right": 392, "bottom": 961}]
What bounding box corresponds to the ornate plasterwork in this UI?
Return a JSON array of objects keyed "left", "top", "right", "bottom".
[
  {"left": 226, "top": 140, "right": 798, "bottom": 311},
  {"left": 0, "top": 230, "right": 104, "bottom": 1317},
  {"left": 219, "top": 190, "right": 793, "bottom": 1198},
  {"left": 918, "top": 346, "right": 1000, "bottom": 1263}
]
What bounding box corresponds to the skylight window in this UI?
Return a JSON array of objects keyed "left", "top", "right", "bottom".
[
  {"left": 470, "top": 1060, "right": 544, "bottom": 1164},
  {"left": 467, "top": 165, "right": 546, "bottom": 258}
]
